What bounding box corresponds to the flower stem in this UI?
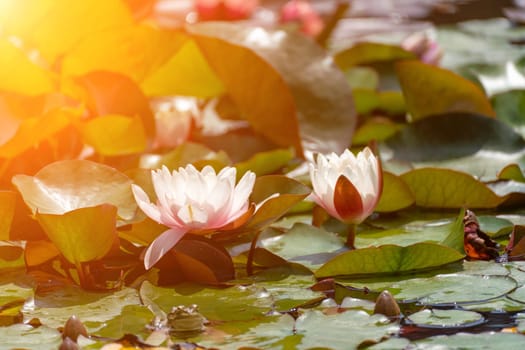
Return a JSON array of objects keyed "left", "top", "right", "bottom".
[{"left": 346, "top": 224, "right": 356, "bottom": 249}]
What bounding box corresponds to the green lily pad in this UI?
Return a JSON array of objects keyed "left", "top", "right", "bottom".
[
  {"left": 499, "top": 164, "right": 525, "bottom": 182},
  {"left": 0, "top": 37, "right": 55, "bottom": 96},
  {"left": 396, "top": 61, "right": 495, "bottom": 121},
  {"left": 82, "top": 115, "right": 147, "bottom": 156},
  {"left": 375, "top": 172, "right": 415, "bottom": 212},
  {"left": 406, "top": 309, "right": 484, "bottom": 328},
  {"left": 235, "top": 148, "right": 294, "bottom": 179},
  {"left": 139, "top": 142, "right": 231, "bottom": 172},
  {"left": 139, "top": 281, "right": 273, "bottom": 322},
  {"left": 93, "top": 304, "right": 154, "bottom": 339},
  {"left": 0, "top": 325, "right": 62, "bottom": 350},
  {"left": 0, "top": 191, "right": 16, "bottom": 240},
  {"left": 25, "top": 286, "right": 141, "bottom": 329},
  {"left": 393, "top": 274, "right": 517, "bottom": 305},
  {"left": 414, "top": 332, "right": 525, "bottom": 349},
  {"left": 74, "top": 70, "right": 156, "bottom": 139},
  {"left": 295, "top": 310, "right": 399, "bottom": 350},
  {"left": 12, "top": 159, "right": 136, "bottom": 221},
  {"left": 260, "top": 223, "right": 345, "bottom": 270},
  {"left": 253, "top": 270, "right": 324, "bottom": 312},
  {"left": 335, "top": 42, "right": 415, "bottom": 69},
  {"left": 492, "top": 89, "right": 525, "bottom": 138},
  {"left": 355, "top": 210, "right": 463, "bottom": 249},
  {"left": 400, "top": 168, "right": 503, "bottom": 208},
  {"left": 36, "top": 204, "right": 117, "bottom": 266},
  {"left": 246, "top": 176, "right": 311, "bottom": 231},
  {"left": 383, "top": 113, "right": 525, "bottom": 181},
  {"left": 199, "top": 314, "right": 296, "bottom": 350},
  {"left": 352, "top": 117, "right": 403, "bottom": 146},
  {"left": 315, "top": 242, "right": 464, "bottom": 278}
]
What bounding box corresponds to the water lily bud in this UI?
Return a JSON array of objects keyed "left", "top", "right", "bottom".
[
  {"left": 59, "top": 337, "right": 80, "bottom": 350},
  {"left": 63, "top": 315, "right": 88, "bottom": 342},
  {"left": 196, "top": 0, "right": 259, "bottom": 21},
  {"left": 280, "top": 0, "right": 324, "bottom": 36},
  {"left": 309, "top": 148, "right": 382, "bottom": 225},
  {"left": 374, "top": 290, "right": 401, "bottom": 318}
]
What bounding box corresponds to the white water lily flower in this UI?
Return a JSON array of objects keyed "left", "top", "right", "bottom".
[
  {"left": 132, "top": 165, "right": 256, "bottom": 269},
  {"left": 309, "top": 147, "right": 382, "bottom": 225}
]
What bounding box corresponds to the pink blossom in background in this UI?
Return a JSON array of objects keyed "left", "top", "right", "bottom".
[
  {"left": 280, "top": 0, "right": 324, "bottom": 37},
  {"left": 402, "top": 32, "right": 443, "bottom": 65},
  {"left": 195, "top": 0, "right": 259, "bottom": 21},
  {"left": 150, "top": 97, "right": 198, "bottom": 149},
  {"left": 309, "top": 147, "right": 382, "bottom": 225}
]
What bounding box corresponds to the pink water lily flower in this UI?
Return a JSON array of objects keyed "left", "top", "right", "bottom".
[
  {"left": 132, "top": 165, "right": 256, "bottom": 269},
  {"left": 309, "top": 147, "right": 382, "bottom": 225}
]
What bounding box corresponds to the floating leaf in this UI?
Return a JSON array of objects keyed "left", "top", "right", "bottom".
[
  {"left": 24, "top": 286, "right": 141, "bottom": 329},
  {"left": 0, "top": 109, "right": 74, "bottom": 159},
  {"left": 396, "top": 60, "right": 495, "bottom": 120},
  {"left": 406, "top": 309, "right": 484, "bottom": 328},
  {"left": 235, "top": 148, "right": 294, "bottom": 179},
  {"left": 492, "top": 89, "right": 525, "bottom": 137},
  {"left": 261, "top": 224, "right": 345, "bottom": 270},
  {"left": 414, "top": 332, "right": 525, "bottom": 349},
  {"left": 383, "top": 113, "right": 525, "bottom": 180},
  {"left": 139, "top": 142, "right": 231, "bottom": 172},
  {"left": 36, "top": 204, "right": 117, "bottom": 265},
  {"left": 499, "top": 164, "right": 525, "bottom": 182},
  {"left": 24, "top": 240, "right": 60, "bottom": 267},
  {"left": 393, "top": 274, "right": 516, "bottom": 305},
  {"left": 170, "top": 235, "right": 235, "bottom": 284},
  {"left": 188, "top": 22, "right": 356, "bottom": 155},
  {"left": 0, "top": 325, "right": 61, "bottom": 350},
  {"left": 0, "top": 191, "right": 16, "bottom": 241},
  {"left": 82, "top": 115, "right": 147, "bottom": 156},
  {"left": 93, "top": 304, "right": 153, "bottom": 340},
  {"left": 375, "top": 172, "right": 414, "bottom": 212},
  {"left": 335, "top": 42, "right": 415, "bottom": 70},
  {"left": 401, "top": 168, "right": 503, "bottom": 208},
  {"left": 140, "top": 281, "right": 273, "bottom": 322},
  {"left": 62, "top": 25, "right": 184, "bottom": 83},
  {"left": 74, "top": 71, "right": 155, "bottom": 138},
  {"left": 352, "top": 117, "right": 403, "bottom": 146},
  {"left": 315, "top": 242, "right": 464, "bottom": 278},
  {"left": 295, "top": 310, "right": 399, "bottom": 349},
  {"left": 0, "top": 0, "right": 133, "bottom": 63},
  {"left": 0, "top": 37, "right": 54, "bottom": 96},
  {"left": 441, "top": 208, "right": 466, "bottom": 253},
  {"left": 245, "top": 176, "right": 311, "bottom": 231},
  {"left": 12, "top": 160, "right": 136, "bottom": 221},
  {"left": 141, "top": 37, "right": 225, "bottom": 98}
]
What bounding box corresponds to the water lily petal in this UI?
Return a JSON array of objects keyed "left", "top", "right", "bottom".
[
  {"left": 144, "top": 227, "right": 187, "bottom": 270},
  {"left": 334, "top": 175, "right": 364, "bottom": 223},
  {"left": 131, "top": 184, "right": 161, "bottom": 223}
]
